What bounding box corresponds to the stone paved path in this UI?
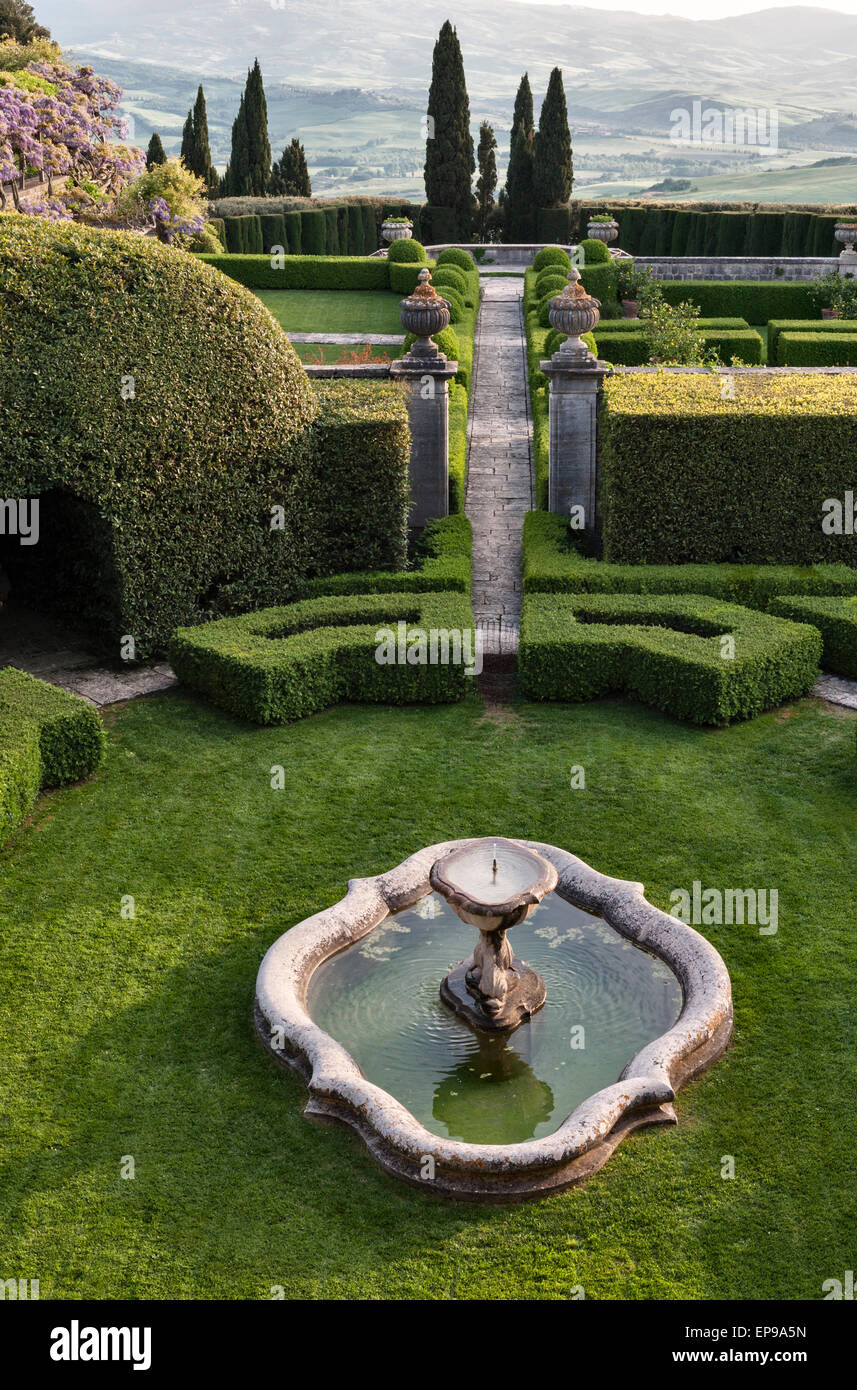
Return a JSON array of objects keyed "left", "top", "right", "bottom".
[{"left": 466, "top": 276, "right": 533, "bottom": 640}]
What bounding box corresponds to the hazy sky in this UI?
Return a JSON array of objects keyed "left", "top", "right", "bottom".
[{"left": 517, "top": 0, "right": 857, "bottom": 14}]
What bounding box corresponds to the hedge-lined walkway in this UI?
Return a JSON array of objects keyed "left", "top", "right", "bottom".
[{"left": 466, "top": 277, "right": 533, "bottom": 638}]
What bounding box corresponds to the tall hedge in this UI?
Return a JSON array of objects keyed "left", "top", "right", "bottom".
[
  {"left": 600, "top": 374, "right": 857, "bottom": 565},
  {"left": 301, "top": 209, "right": 326, "bottom": 255},
  {"left": 0, "top": 217, "right": 411, "bottom": 657}
]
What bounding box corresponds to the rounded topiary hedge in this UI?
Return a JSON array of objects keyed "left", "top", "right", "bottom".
[
  {"left": 0, "top": 217, "right": 411, "bottom": 657},
  {"left": 578, "top": 236, "right": 610, "bottom": 265},
  {"left": 403, "top": 325, "right": 460, "bottom": 361},
  {"left": 387, "top": 237, "right": 426, "bottom": 263},
  {"left": 436, "top": 247, "right": 477, "bottom": 271},
  {"left": 431, "top": 265, "right": 469, "bottom": 295},
  {"left": 533, "top": 246, "right": 570, "bottom": 273},
  {"left": 535, "top": 272, "right": 569, "bottom": 299}
]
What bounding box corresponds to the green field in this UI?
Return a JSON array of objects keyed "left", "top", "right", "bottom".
[
  {"left": 0, "top": 688, "right": 855, "bottom": 1299},
  {"left": 255, "top": 289, "right": 404, "bottom": 335},
  {"left": 292, "top": 343, "right": 402, "bottom": 364}
]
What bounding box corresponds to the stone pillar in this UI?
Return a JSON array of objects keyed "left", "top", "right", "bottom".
[
  {"left": 389, "top": 354, "right": 458, "bottom": 528},
  {"left": 541, "top": 357, "right": 611, "bottom": 542}
]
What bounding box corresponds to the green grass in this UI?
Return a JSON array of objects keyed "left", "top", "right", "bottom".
[
  {"left": 292, "top": 343, "right": 402, "bottom": 364},
  {"left": 255, "top": 289, "right": 404, "bottom": 335},
  {"left": 0, "top": 688, "right": 855, "bottom": 1299}
]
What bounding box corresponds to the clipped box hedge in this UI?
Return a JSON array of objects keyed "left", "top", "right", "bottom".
[
  {"left": 768, "top": 595, "right": 857, "bottom": 678},
  {"left": 291, "top": 514, "right": 472, "bottom": 599},
  {"left": 169, "top": 587, "right": 474, "bottom": 724},
  {"left": 659, "top": 279, "right": 816, "bottom": 321},
  {"left": 196, "top": 254, "right": 390, "bottom": 290},
  {"left": 592, "top": 327, "right": 763, "bottom": 366},
  {"left": 519, "top": 591, "right": 821, "bottom": 725},
  {"left": 769, "top": 318, "right": 857, "bottom": 362},
  {"left": 0, "top": 668, "right": 106, "bottom": 844},
  {"left": 595, "top": 317, "right": 751, "bottom": 333},
  {"left": 0, "top": 218, "right": 412, "bottom": 658},
  {"left": 777, "top": 332, "right": 857, "bottom": 366},
  {"left": 601, "top": 374, "right": 857, "bottom": 565}
]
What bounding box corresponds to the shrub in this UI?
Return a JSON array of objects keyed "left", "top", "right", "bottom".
[
  {"left": 284, "top": 210, "right": 302, "bottom": 253},
  {"left": 658, "top": 280, "right": 816, "bottom": 321},
  {"left": 593, "top": 327, "right": 762, "bottom": 366},
  {"left": 436, "top": 286, "right": 465, "bottom": 322},
  {"left": 578, "top": 236, "right": 610, "bottom": 265},
  {"left": 579, "top": 261, "right": 619, "bottom": 303},
  {"left": 431, "top": 265, "right": 468, "bottom": 295},
  {"left": 292, "top": 515, "right": 472, "bottom": 598},
  {"left": 387, "top": 237, "right": 426, "bottom": 263},
  {"left": 196, "top": 254, "right": 389, "bottom": 290},
  {"left": 537, "top": 207, "right": 572, "bottom": 243},
  {"left": 519, "top": 591, "right": 821, "bottom": 725},
  {"left": 448, "top": 381, "right": 468, "bottom": 513},
  {"left": 535, "top": 272, "right": 569, "bottom": 299},
  {"left": 0, "top": 218, "right": 411, "bottom": 656},
  {"left": 595, "top": 317, "right": 751, "bottom": 333},
  {"left": 387, "top": 259, "right": 437, "bottom": 295},
  {"left": 301, "top": 209, "right": 326, "bottom": 254},
  {"left": 323, "top": 206, "right": 339, "bottom": 254},
  {"left": 768, "top": 318, "right": 857, "bottom": 363},
  {"left": 777, "top": 332, "right": 857, "bottom": 366},
  {"left": 600, "top": 374, "right": 857, "bottom": 565},
  {"left": 436, "top": 247, "right": 477, "bottom": 271},
  {"left": 0, "top": 668, "right": 106, "bottom": 844},
  {"left": 533, "top": 245, "right": 571, "bottom": 273},
  {"left": 766, "top": 596, "right": 857, "bottom": 677},
  {"left": 523, "top": 511, "right": 857, "bottom": 604},
  {"left": 169, "top": 587, "right": 474, "bottom": 724}
]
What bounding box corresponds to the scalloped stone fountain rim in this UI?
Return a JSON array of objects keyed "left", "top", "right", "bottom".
[{"left": 254, "top": 839, "right": 733, "bottom": 1203}]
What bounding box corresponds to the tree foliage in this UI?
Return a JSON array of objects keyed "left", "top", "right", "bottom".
[
  {"left": 533, "top": 67, "right": 573, "bottom": 207},
  {"left": 269, "top": 137, "right": 311, "bottom": 196},
  {"left": 424, "top": 21, "right": 474, "bottom": 239},
  {"left": 475, "top": 120, "right": 497, "bottom": 238}
]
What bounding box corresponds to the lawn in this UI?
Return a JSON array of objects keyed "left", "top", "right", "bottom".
[
  {"left": 292, "top": 343, "right": 402, "bottom": 365},
  {"left": 0, "top": 686, "right": 855, "bottom": 1300},
  {"left": 255, "top": 288, "right": 404, "bottom": 335}
]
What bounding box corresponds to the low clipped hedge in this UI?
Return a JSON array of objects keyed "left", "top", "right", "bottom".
[
  {"left": 596, "top": 317, "right": 751, "bottom": 333},
  {"left": 601, "top": 373, "right": 857, "bottom": 565},
  {"left": 436, "top": 247, "right": 477, "bottom": 272},
  {"left": 768, "top": 318, "right": 857, "bottom": 363},
  {"left": 388, "top": 259, "right": 438, "bottom": 295},
  {"left": 768, "top": 595, "right": 857, "bottom": 678},
  {"left": 0, "top": 669, "right": 106, "bottom": 844},
  {"left": 593, "top": 327, "right": 763, "bottom": 366},
  {"left": 519, "top": 591, "right": 821, "bottom": 725},
  {"left": 0, "top": 218, "right": 412, "bottom": 657},
  {"left": 291, "top": 515, "right": 472, "bottom": 599},
  {"left": 535, "top": 273, "right": 569, "bottom": 300},
  {"left": 777, "top": 332, "right": 857, "bottom": 366},
  {"left": 533, "top": 246, "right": 571, "bottom": 273},
  {"left": 196, "top": 254, "right": 389, "bottom": 290},
  {"left": 659, "top": 280, "right": 816, "bottom": 321},
  {"left": 579, "top": 261, "right": 619, "bottom": 303},
  {"left": 169, "top": 586, "right": 474, "bottom": 724}
]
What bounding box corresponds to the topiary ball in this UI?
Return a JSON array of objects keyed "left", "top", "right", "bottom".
[
  {"left": 387, "top": 237, "right": 426, "bottom": 263},
  {"left": 436, "top": 246, "right": 477, "bottom": 271},
  {"left": 402, "top": 325, "right": 460, "bottom": 360},
  {"left": 432, "top": 265, "right": 468, "bottom": 295},
  {"left": 533, "top": 245, "right": 571, "bottom": 273},
  {"left": 535, "top": 272, "right": 569, "bottom": 299},
  {"left": 578, "top": 236, "right": 610, "bottom": 265},
  {"left": 435, "top": 286, "right": 465, "bottom": 322}
]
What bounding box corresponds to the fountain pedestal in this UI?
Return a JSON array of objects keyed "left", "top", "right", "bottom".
[{"left": 430, "top": 837, "right": 557, "bottom": 1033}]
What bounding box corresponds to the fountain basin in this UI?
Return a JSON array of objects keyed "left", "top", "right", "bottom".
[{"left": 255, "top": 839, "right": 733, "bottom": 1202}]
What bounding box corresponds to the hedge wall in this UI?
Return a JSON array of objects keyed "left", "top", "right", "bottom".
[
  {"left": 658, "top": 280, "right": 816, "bottom": 320},
  {"left": 0, "top": 217, "right": 412, "bottom": 657},
  {"left": 569, "top": 203, "right": 853, "bottom": 257},
  {"left": 777, "top": 332, "right": 857, "bottom": 366},
  {"left": 769, "top": 318, "right": 857, "bottom": 363},
  {"left": 291, "top": 514, "right": 471, "bottom": 599},
  {"left": 593, "top": 327, "right": 763, "bottom": 366},
  {"left": 196, "top": 254, "right": 390, "bottom": 290},
  {"left": 600, "top": 374, "right": 857, "bottom": 565},
  {"left": 169, "top": 586, "right": 474, "bottom": 724},
  {"left": 519, "top": 591, "right": 821, "bottom": 724},
  {"left": 0, "top": 668, "right": 106, "bottom": 844},
  {"left": 768, "top": 595, "right": 857, "bottom": 678}
]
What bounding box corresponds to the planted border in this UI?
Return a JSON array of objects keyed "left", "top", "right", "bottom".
[{"left": 519, "top": 591, "right": 821, "bottom": 725}]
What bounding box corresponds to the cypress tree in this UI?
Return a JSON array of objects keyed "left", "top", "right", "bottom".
[
  {"left": 269, "top": 138, "right": 311, "bottom": 197},
  {"left": 180, "top": 111, "right": 194, "bottom": 168},
  {"left": 424, "top": 21, "right": 474, "bottom": 240},
  {"left": 476, "top": 121, "right": 497, "bottom": 240},
  {"left": 145, "top": 132, "right": 166, "bottom": 170},
  {"left": 504, "top": 73, "right": 535, "bottom": 240},
  {"left": 243, "top": 59, "right": 271, "bottom": 196},
  {"left": 187, "top": 85, "right": 217, "bottom": 193},
  {"left": 225, "top": 95, "right": 250, "bottom": 196},
  {"left": 533, "top": 67, "right": 573, "bottom": 208}
]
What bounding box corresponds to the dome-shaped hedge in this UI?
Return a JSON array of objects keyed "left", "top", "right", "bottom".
[
  {"left": 387, "top": 237, "right": 426, "bottom": 263},
  {"left": 578, "top": 236, "right": 610, "bottom": 265},
  {"left": 436, "top": 247, "right": 476, "bottom": 271},
  {"left": 0, "top": 217, "right": 409, "bottom": 656},
  {"left": 533, "top": 245, "right": 570, "bottom": 273}
]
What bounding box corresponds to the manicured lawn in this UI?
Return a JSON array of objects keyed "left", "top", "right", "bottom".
[
  {"left": 292, "top": 343, "right": 402, "bottom": 365},
  {"left": 255, "top": 288, "right": 404, "bottom": 334},
  {"left": 0, "top": 688, "right": 855, "bottom": 1299}
]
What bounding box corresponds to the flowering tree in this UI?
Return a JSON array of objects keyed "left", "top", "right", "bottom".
[{"left": 0, "top": 37, "right": 143, "bottom": 213}]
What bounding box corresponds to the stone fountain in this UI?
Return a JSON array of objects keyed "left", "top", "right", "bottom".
[{"left": 431, "top": 837, "right": 557, "bottom": 1030}]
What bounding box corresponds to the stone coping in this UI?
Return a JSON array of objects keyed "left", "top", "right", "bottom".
[{"left": 255, "top": 838, "right": 733, "bottom": 1202}]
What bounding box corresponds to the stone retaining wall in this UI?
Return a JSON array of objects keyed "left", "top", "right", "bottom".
[{"left": 633, "top": 256, "right": 840, "bottom": 281}]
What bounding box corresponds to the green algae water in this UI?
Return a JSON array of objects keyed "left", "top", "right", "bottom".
[{"left": 307, "top": 892, "right": 682, "bottom": 1144}]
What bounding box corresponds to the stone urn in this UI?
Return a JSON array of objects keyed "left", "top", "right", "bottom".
[
  {"left": 835, "top": 222, "right": 857, "bottom": 265},
  {"left": 382, "top": 218, "right": 413, "bottom": 244},
  {"left": 399, "top": 268, "right": 451, "bottom": 359},
  {"left": 587, "top": 218, "right": 619, "bottom": 246},
  {"left": 548, "top": 267, "right": 601, "bottom": 366}
]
